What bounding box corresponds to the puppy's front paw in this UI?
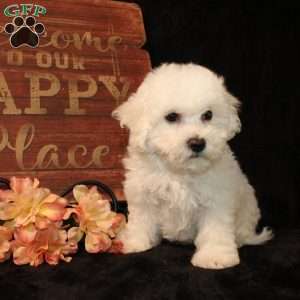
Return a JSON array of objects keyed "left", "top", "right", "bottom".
[
  {"left": 121, "top": 239, "right": 153, "bottom": 254},
  {"left": 118, "top": 230, "right": 154, "bottom": 254},
  {"left": 191, "top": 246, "right": 240, "bottom": 269}
]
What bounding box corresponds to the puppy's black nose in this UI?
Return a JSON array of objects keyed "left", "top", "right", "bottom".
[{"left": 187, "top": 138, "right": 206, "bottom": 153}]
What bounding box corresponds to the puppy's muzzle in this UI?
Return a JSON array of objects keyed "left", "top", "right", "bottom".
[{"left": 187, "top": 138, "right": 206, "bottom": 153}]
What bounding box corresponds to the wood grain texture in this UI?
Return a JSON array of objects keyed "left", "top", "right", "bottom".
[{"left": 0, "top": 0, "right": 151, "bottom": 195}]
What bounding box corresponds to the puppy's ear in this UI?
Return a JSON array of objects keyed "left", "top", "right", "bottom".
[
  {"left": 112, "top": 92, "right": 143, "bottom": 129},
  {"left": 112, "top": 89, "right": 149, "bottom": 150},
  {"left": 224, "top": 89, "right": 241, "bottom": 140}
]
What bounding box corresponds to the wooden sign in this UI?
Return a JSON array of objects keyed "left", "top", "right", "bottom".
[{"left": 0, "top": 0, "right": 151, "bottom": 195}]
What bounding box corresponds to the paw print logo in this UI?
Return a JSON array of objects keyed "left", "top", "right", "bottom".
[{"left": 4, "top": 16, "right": 45, "bottom": 48}]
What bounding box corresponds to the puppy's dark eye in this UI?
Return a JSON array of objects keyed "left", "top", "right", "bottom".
[
  {"left": 165, "top": 112, "right": 181, "bottom": 123},
  {"left": 201, "top": 110, "right": 213, "bottom": 122}
]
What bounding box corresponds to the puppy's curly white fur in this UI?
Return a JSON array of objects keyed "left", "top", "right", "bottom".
[{"left": 112, "top": 63, "right": 273, "bottom": 269}]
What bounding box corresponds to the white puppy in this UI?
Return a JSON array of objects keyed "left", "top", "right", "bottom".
[{"left": 112, "top": 63, "right": 273, "bottom": 269}]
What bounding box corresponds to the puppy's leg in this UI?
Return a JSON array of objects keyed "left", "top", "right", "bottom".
[
  {"left": 118, "top": 202, "right": 161, "bottom": 254},
  {"left": 235, "top": 184, "right": 273, "bottom": 247},
  {"left": 191, "top": 205, "right": 240, "bottom": 269}
]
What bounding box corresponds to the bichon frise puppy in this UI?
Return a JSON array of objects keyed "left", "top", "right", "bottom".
[{"left": 112, "top": 63, "right": 273, "bottom": 269}]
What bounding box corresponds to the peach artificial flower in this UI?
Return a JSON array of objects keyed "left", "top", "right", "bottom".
[
  {"left": 11, "top": 223, "right": 78, "bottom": 267},
  {"left": 0, "top": 225, "right": 13, "bottom": 262},
  {"left": 64, "top": 185, "right": 126, "bottom": 253},
  {"left": 0, "top": 177, "right": 67, "bottom": 228}
]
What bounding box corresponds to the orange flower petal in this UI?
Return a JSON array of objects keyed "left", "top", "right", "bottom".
[
  {"left": 0, "top": 226, "right": 13, "bottom": 241},
  {"left": 63, "top": 208, "right": 77, "bottom": 220},
  {"left": 85, "top": 232, "right": 112, "bottom": 253},
  {"left": 13, "top": 246, "right": 31, "bottom": 265},
  {"left": 61, "top": 256, "right": 72, "bottom": 263},
  {"left": 0, "top": 240, "right": 11, "bottom": 262},
  {"left": 14, "top": 224, "right": 37, "bottom": 244},
  {"left": 39, "top": 203, "right": 66, "bottom": 221},
  {"left": 35, "top": 216, "right": 51, "bottom": 230},
  {"left": 67, "top": 227, "right": 84, "bottom": 243},
  {"left": 10, "top": 177, "right": 38, "bottom": 194},
  {"left": 0, "top": 177, "right": 66, "bottom": 228},
  {"left": 73, "top": 185, "right": 89, "bottom": 202},
  {"left": 0, "top": 190, "right": 14, "bottom": 202},
  {"left": 108, "top": 239, "right": 124, "bottom": 254},
  {"left": 45, "top": 252, "right": 60, "bottom": 265},
  {"left": 0, "top": 226, "right": 12, "bottom": 262},
  {"left": 30, "top": 253, "right": 44, "bottom": 267}
]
